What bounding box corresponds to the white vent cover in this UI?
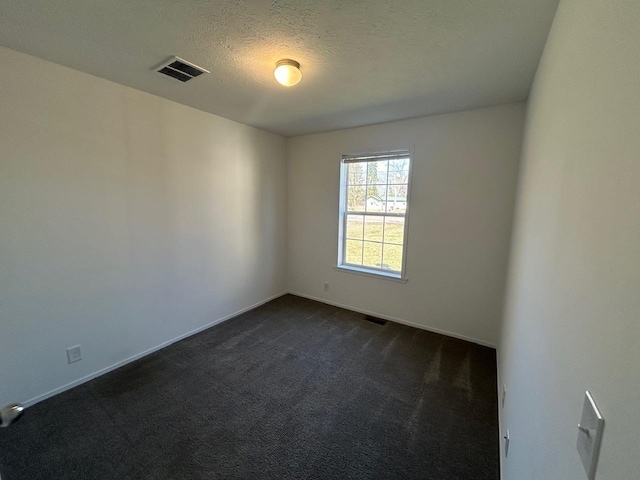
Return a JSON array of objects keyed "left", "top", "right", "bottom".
[{"left": 155, "top": 56, "right": 209, "bottom": 82}]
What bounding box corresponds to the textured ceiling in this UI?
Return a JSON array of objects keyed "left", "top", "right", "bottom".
[{"left": 0, "top": 0, "right": 559, "bottom": 136}]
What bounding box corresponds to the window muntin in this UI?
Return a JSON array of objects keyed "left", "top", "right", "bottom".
[{"left": 338, "top": 150, "right": 411, "bottom": 279}]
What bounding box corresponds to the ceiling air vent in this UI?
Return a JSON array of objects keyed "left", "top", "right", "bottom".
[{"left": 155, "top": 56, "right": 209, "bottom": 83}]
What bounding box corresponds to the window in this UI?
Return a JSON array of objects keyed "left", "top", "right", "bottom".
[{"left": 337, "top": 149, "right": 412, "bottom": 280}]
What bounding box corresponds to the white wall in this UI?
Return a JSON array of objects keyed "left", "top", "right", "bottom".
[
  {"left": 287, "top": 104, "right": 525, "bottom": 347},
  {"left": 499, "top": 0, "right": 640, "bottom": 478},
  {"left": 0, "top": 46, "right": 287, "bottom": 407}
]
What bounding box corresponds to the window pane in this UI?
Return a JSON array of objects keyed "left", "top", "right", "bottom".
[
  {"left": 347, "top": 186, "right": 366, "bottom": 211},
  {"left": 382, "top": 244, "right": 403, "bottom": 272},
  {"left": 389, "top": 158, "right": 410, "bottom": 183},
  {"left": 345, "top": 240, "right": 363, "bottom": 265},
  {"left": 367, "top": 160, "right": 388, "bottom": 185},
  {"left": 365, "top": 185, "right": 386, "bottom": 212},
  {"left": 364, "top": 215, "right": 384, "bottom": 242},
  {"left": 386, "top": 185, "right": 407, "bottom": 213},
  {"left": 346, "top": 215, "right": 364, "bottom": 240},
  {"left": 362, "top": 241, "right": 383, "bottom": 269},
  {"left": 347, "top": 163, "right": 366, "bottom": 185},
  {"left": 384, "top": 217, "right": 405, "bottom": 244}
]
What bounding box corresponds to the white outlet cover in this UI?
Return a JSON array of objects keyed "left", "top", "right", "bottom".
[
  {"left": 577, "top": 391, "right": 605, "bottom": 480},
  {"left": 66, "top": 345, "right": 82, "bottom": 364},
  {"left": 504, "top": 429, "right": 510, "bottom": 457},
  {"left": 502, "top": 384, "right": 507, "bottom": 406}
]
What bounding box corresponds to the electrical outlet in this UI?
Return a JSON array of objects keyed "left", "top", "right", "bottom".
[
  {"left": 504, "top": 429, "right": 510, "bottom": 457},
  {"left": 323, "top": 282, "right": 329, "bottom": 291},
  {"left": 502, "top": 384, "right": 507, "bottom": 407},
  {"left": 66, "top": 345, "right": 82, "bottom": 364}
]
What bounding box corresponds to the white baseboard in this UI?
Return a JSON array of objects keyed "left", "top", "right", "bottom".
[
  {"left": 22, "top": 291, "right": 288, "bottom": 408},
  {"left": 287, "top": 291, "right": 497, "bottom": 349},
  {"left": 22, "top": 289, "right": 495, "bottom": 408}
]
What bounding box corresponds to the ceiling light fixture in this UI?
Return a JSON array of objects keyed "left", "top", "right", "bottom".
[{"left": 274, "top": 59, "right": 302, "bottom": 87}]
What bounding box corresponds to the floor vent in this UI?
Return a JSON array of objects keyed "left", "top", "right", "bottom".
[
  {"left": 155, "top": 56, "right": 209, "bottom": 82},
  {"left": 363, "top": 315, "right": 387, "bottom": 326}
]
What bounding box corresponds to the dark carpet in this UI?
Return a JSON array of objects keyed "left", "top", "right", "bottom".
[{"left": 0, "top": 295, "right": 499, "bottom": 479}]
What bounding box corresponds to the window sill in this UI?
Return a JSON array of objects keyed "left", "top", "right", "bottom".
[{"left": 335, "top": 265, "right": 408, "bottom": 283}]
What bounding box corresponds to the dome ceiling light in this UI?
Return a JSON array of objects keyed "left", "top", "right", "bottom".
[{"left": 274, "top": 59, "right": 302, "bottom": 87}]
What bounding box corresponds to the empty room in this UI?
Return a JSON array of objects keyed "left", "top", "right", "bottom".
[{"left": 1, "top": 0, "right": 638, "bottom": 479}]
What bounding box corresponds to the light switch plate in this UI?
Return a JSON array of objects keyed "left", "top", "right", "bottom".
[{"left": 577, "top": 391, "right": 605, "bottom": 480}]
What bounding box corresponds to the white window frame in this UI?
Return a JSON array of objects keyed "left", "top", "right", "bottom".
[{"left": 336, "top": 147, "right": 413, "bottom": 282}]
